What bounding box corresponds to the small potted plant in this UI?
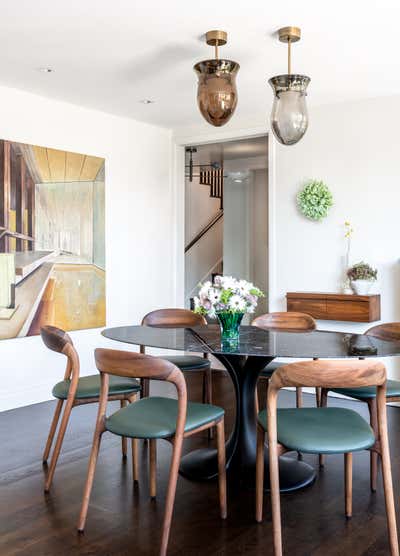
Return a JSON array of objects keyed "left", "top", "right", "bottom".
[
  {"left": 194, "top": 276, "right": 264, "bottom": 346},
  {"left": 347, "top": 262, "right": 377, "bottom": 295}
]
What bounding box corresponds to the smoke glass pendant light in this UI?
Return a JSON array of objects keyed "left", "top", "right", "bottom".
[
  {"left": 194, "top": 30, "right": 240, "bottom": 127},
  {"left": 269, "top": 27, "right": 310, "bottom": 146}
]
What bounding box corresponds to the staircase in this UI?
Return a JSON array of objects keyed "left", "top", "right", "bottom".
[
  {"left": 199, "top": 167, "right": 223, "bottom": 209},
  {"left": 185, "top": 154, "right": 225, "bottom": 307}
]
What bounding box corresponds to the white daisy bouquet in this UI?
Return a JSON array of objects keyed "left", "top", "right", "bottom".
[{"left": 194, "top": 275, "right": 264, "bottom": 318}]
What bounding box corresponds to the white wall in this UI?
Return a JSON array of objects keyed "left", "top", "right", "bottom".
[
  {"left": 185, "top": 216, "right": 223, "bottom": 304},
  {"left": 223, "top": 174, "right": 250, "bottom": 280},
  {"left": 0, "top": 84, "right": 173, "bottom": 411},
  {"left": 185, "top": 175, "right": 221, "bottom": 242},
  {"left": 250, "top": 168, "right": 268, "bottom": 316},
  {"left": 223, "top": 155, "right": 268, "bottom": 285},
  {"left": 272, "top": 95, "right": 400, "bottom": 378},
  {"left": 223, "top": 169, "right": 269, "bottom": 317}
]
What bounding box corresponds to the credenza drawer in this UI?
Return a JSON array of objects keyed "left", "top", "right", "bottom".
[{"left": 286, "top": 292, "right": 381, "bottom": 322}]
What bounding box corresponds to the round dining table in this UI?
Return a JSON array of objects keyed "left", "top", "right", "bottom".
[{"left": 102, "top": 324, "right": 400, "bottom": 492}]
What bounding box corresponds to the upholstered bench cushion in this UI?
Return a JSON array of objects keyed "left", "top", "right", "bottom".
[
  {"left": 52, "top": 375, "right": 140, "bottom": 400},
  {"left": 331, "top": 380, "right": 400, "bottom": 400},
  {"left": 106, "top": 396, "right": 224, "bottom": 439},
  {"left": 258, "top": 407, "right": 375, "bottom": 454},
  {"left": 159, "top": 355, "right": 211, "bottom": 371}
]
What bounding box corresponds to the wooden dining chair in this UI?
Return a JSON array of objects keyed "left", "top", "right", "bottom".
[
  {"left": 78, "top": 348, "right": 227, "bottom": 556},
  {"left": 252, "top": 312, "right": 317, "bottom": 411},
  {"left": 321, "top": 322, "right": 400, "bottom": 491},
  {"left": 41, "top": 326, "right": 140, "bottom": 493},
  {"left": 140, "top": 308, "right": 212, "bottom": 404},
  {"left": 255, "top": 359, "right": 399, "bottom": 556}
]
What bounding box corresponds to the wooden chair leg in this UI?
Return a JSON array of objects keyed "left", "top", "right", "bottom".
[
  {"left": 296, "top": 387, "right": 303, "bottom": 408},
  {"left": 216, "top": 419, "right": 227, "bottom": 519},
  {"left": 43, "top": 399, "right": 64, "bottom": 464},
  {"left": 313, "top": 359, "right": 321, "bottom": 408},
  {"left": 203, "top": 367, "right": 212, "bottom": 404},
  {"left": 370, "top": 450, "right": 379, "bottom": 493},
  {"left": 159, "top": 435, "right": 184, "bottom": 556},
  {"left": 127, "top": 393, "right": 139, "bottom": 482},
  {"left": 141, "top": 378, "right": 150, "bottom": 398},
  {"left": 269, "top": 432, "right": 283, "bottom": 556},
  {"left": 121, "top": 399, "right": 128, "bottom": 460},
  {"left": 132, "top": 439, "right": 139, "bottom": 483},
  {"left": 77, "top": 424, "right": 105, "bottom": 532},
  {"left": 149, "top": 439, "right": 157, "bottom": 498},
  {"left": 296, "top": 387, "right": 304, "bottom": 460},
  {"left": 367, "top": 398, "right": 379, "bottom": 492},
  {"left": 319, "top": 389, "right": 329, "bottom": 468},
  {"left": 255, "top": 425, "right": 265, "bottom": 523},
  {"left": 44, "top": 397, "right": 74, "bottom": 493},
  {"left": 377, "top": 394, "right": 399, "bottom": 555},
  {"left": 315, "top": 387, "right": 322, "bottom": 407},
  {"left": 203, "top": 368, "right": 214, "bottom": 440},
  {"left": 345, "top": 452, "right": 353, "bottom": 518},
  {"left": 255, "top": 386, "right": 260, "bottom": 418},
  {"left": 256, "top": 377, "right": 270, "bottom": 417}
]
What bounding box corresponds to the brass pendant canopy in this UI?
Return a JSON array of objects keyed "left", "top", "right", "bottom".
[
  {"left": 194, "top": 30, "right": 239, "bottom": 127},
  {"left": 269, "top": 26, "right": 310, "bottom": 146}
]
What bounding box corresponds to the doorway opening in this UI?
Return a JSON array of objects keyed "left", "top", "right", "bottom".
[{"left": 184, "top": 135, "right": 268, "bottom": 318}]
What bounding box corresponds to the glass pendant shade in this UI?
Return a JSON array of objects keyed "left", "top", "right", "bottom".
[
  {"left": 194, "top": 59, "right": 239, "bottom": 127},
  {"left": 269, "top": 74, "right": 310, "bottom": 145}
]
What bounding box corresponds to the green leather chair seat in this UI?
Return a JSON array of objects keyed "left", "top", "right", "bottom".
[
  {"left": 260, "top": 361, "right": 285, "bottom": 378},
  {"left": 331, "top": 380, "right": 400, "bottom": 400},
  {"left": 258, "top": 407, "right": 375, "bottom": 454},
  {"left": 105, "top": 396, "right": 224, "bottom": 439},
  {"left": 52, "top": 375, "right": 140, "bottom": 400},
  {"left": 159, "top": 355, "right": 210, "bottom": 371}
]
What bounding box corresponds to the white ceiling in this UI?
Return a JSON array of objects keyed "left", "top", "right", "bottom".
[
  {"left": 192, "top": 136, "right": 268, "bottom": 165},
  {"left": 1, "top": 1, "right": 400, "bottom": 129}
]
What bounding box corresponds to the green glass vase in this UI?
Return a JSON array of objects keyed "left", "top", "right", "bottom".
[{"left": 216, "top": 311, "right": 244, "bottom": 347}]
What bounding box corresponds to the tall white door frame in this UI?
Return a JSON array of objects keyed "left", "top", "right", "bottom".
[{"left": 171, "top": 127, "right": 277, "bottom": 311}]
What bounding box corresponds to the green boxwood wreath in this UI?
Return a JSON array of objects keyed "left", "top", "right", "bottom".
[{"left": 297, "top": 180, "right": 333, "bottom": 221}]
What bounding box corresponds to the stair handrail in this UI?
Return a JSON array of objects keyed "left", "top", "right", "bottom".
[
  {"left": 0, "top": 227, "right": 35, "bottom": 242},
  {"left": 184, "top": 210, "right": 223, "bottom": 253}
]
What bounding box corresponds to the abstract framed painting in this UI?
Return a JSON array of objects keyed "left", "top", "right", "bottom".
[{"left": 0, "top": 139, "right": 105, "bottom": 340}]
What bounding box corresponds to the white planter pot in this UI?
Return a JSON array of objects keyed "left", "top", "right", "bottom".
[{"left": 351, "top": 280, "right": 374, "bottom": 295}]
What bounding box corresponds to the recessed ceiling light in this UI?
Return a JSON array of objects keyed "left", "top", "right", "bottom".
[
  {"left": 37, "top": 67, "right": 54, "bottom": 73},
  {"left": 139, "top": 99, "right": 155, "bottom": 104}
]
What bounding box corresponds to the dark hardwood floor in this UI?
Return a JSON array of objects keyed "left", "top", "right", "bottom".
[{"left": 1, "top": 371, "right": 399, "bottom": 555}]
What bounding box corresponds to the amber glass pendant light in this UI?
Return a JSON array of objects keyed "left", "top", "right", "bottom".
[
  {"left": 269, "top": 27, "right": 310, "bottom": 145},
  {"left": 194, "top": 30, "right": 240, "bottom": 127}
]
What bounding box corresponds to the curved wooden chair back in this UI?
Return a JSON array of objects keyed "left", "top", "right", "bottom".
[
  {"left": 139, "top": 309, "right": 208, "bottom": 399},
  {"left": 41, "top": 325, "right": 73, "bottom": 353},
  {"left": 95, "top": 348, "right": 182, "bottom": 382},
  {"left": 269, "top": 359, "right": 386, "bottom": 392},
  {"left": 141, "top": 308, "right": 206, "bottom": 328},
  {"left": 366, "top": 322, "right": 400, "bottom": 342},
  {"left": 40, "top": 325, "right": 80, "bottom": 384},
  {"left": 94, "top": 348, "right": 188, "bottom": 432},
  {"left": 252, "top": 312, "right": 316, "bottom": 332}
]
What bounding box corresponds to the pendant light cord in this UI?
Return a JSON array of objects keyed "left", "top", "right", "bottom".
[{"left": 288, "top": 38, "right": 291, "bottom": 74}]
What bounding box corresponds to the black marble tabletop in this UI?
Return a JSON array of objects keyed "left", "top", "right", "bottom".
[{"left": 102, "top": 325, "right": 400, "bottom": 359}]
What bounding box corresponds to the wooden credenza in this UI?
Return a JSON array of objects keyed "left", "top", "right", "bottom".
[{"left": 286, "top": 292, "right": 381, "bottom": 323}]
